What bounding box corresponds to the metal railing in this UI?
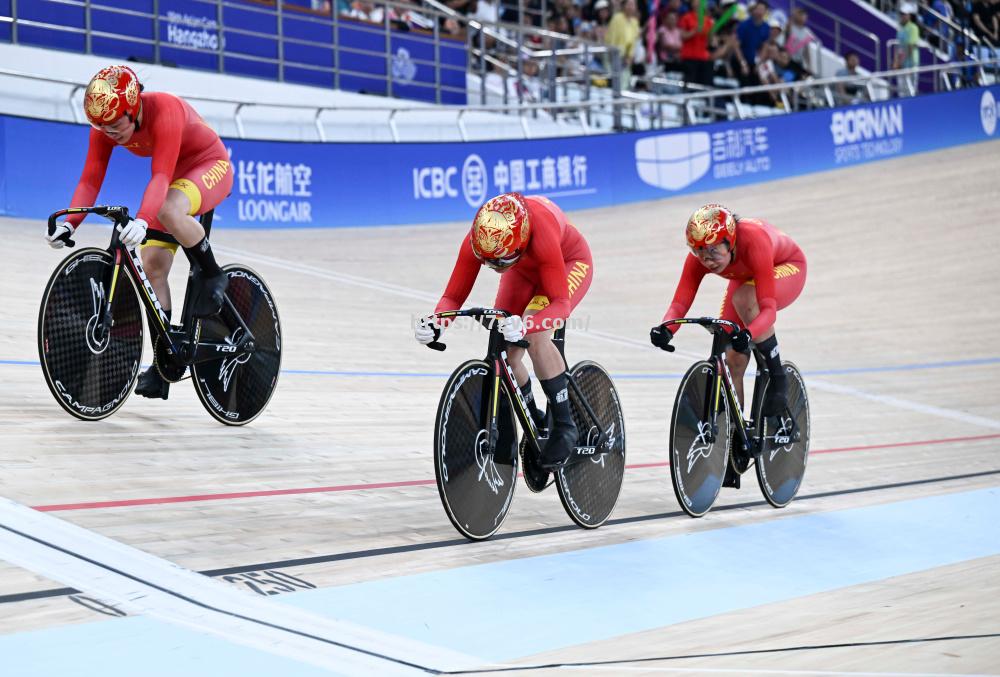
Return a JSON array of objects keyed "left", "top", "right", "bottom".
[
  {"left": 791, "top": 0, "right": 883, "bottom": 72},
  {"left": 2, "top": 60, "right": 994, "bottom": 142},
  {"left": 2, "top": 0, "right": 470, "bottom": 104},
  {"left": 423, "top": 0, "right": 624, "bottom": 121}
]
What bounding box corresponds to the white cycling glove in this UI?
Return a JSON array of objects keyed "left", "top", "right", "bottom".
[
  {"left": 118, "top": 218, "right": 148, "bottom": 249},
  {"left": 500, "top": 315, "right": 526, "bottom": 343},
  {"left": 414, "top": 315, "right": 442, "bottom": 345},
  {"left": 45, "top": 222, "right": 75, "bottom": 249}
]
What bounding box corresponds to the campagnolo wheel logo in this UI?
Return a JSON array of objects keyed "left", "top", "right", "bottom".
[
  {"left": 85, "top": 278, "right": 110, "bottom": 355},
  {"left": 474, "top": 428, "right": 505, "bottom": 495},
  {"left": 687, "top": 420, "right": 715, "bottom": 472}
]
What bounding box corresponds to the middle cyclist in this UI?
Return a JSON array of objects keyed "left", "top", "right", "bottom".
[{"left": 414, "top": 193, "right": 594, "bottom": 469}]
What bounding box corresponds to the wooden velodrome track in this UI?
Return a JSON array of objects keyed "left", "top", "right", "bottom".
[{"left": 0, "top": 140, "right": 998, "bottom": 676}]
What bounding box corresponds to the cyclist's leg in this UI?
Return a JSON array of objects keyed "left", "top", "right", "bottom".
[
  {"left": 158, "top": 158, "right": 233, "bottom": 316},
  {"left": 720, "top": 280, "right": 751, "bottom": 410},
  {"left": 140, "top": 233, "right": 177, "bottom": 312},
  {"left": 494, "top": 269, "right": 543, "bottom": 424},
  {"left": 135, "top": 229, "right": 177, "bottom": 399},
  {"left": 525, "top": 257, "right": 594, "bottom": 466},
  {"left": 731, "top": 260, "right": 807, "bottom": 415}
]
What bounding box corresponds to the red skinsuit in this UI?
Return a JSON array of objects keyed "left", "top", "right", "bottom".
[
  {"left": 66, "top": 92, "right": 230, "bottom": 230},
  {"left": 436, "top": 196, "right": 593, "bottom": 335},
  {"left": 662, "top": 217, "right": 807, "bottom": 338}
]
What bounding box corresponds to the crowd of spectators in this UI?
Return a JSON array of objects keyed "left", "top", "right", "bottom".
[{"left": 283, "top": 0, "right": 997, "bottom": 104}]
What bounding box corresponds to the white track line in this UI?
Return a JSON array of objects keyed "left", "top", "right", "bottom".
[
  {"left": 217, "top": 245, "right": 1000, "bottom": 431},
  {"left": 561, "top": 667, "right": 999, "bottom": 676},
  {"left": 807, "top": 379, "right": 1000, "bottom": 431},
  {"left": 0, "top": 496, "right": 482, "bottom": 675}
]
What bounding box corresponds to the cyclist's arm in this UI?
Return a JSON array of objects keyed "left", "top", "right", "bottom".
[
  {"left": 661, "top": 254, "right": 708, "bottom": 332},
  {"left": 64, "top": 129, "right": 114, "bottom": 228},
  {"left": 525, "top": 220, "right": 571, "bottom": 335},
  {"left": 435, "top": 237, "right": 481, "bottom": 318},
  {"left": 746, "top": 242, "right": 778, "bottom": 338},
  {"left": 136, "top": 96, "right": 185, "bottom": 224}
]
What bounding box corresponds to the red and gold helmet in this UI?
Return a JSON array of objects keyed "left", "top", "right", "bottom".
[
  {"left": 470, "top": 193, "right": 531, "bottom": 271},
  {"left": 84, "top": 65, "right": 142, "bottom": 127},
  {"left": 685, "top": 203, "right": 737, "bottom": 250}
]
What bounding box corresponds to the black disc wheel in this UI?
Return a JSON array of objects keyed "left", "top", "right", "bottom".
[
  {"left": 669, "top": 360, "right": 731, "bottom": 517},
  {"left": 38, "top": 248, "right": 143, "bottom": 420},
  {"left": 555, "top": 361, "right": 626, "bottom": 529},
  {"left": 434, "top": 360, "right": 519, "bottom": 541},
  {"left": 756, "top": 362, "right": 810, "bottom": 508},
  {"left": 192, "top": 265, "right": 281, "bottom": 425}
]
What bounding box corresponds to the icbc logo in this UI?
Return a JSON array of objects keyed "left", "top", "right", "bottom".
[
  {"left": 412, "top": 154, "right": 488, "bottom": 207},
  {"left": 412, "top": 165, "right": 459, "bottom": 199}
]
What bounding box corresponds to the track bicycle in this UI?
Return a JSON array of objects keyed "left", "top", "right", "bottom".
[
  {"left": 427, "top": 308, "right": 626, "bottom": 540},
  {"left": 38, "top": 205, "right": 281, "bottom": 425},
  {"left": 665, "top": 317, "right": 810, "bottom": 517}
]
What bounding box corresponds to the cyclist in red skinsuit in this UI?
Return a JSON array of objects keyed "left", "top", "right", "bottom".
[
  {"left": 650, "top": 204, "right": 807, "bottom": 418},
  {"left": 46, "top": 65, "right": 233, "bottom": 401},
  {"left": 414, "top": 193, "right": 594, "bottom": 468}
]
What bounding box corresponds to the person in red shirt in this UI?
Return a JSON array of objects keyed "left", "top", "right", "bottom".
[
  {"left": 46, "top": 65, "right": 234, "bottom": 400},
  {"left": 414, "top": 193, "right": 594, "bottom": 468},
  {"left": 650, "top": 203, "right": 807, "bottom": 418},
  {"left": 678, "top": 6, "right": 715, "bottom": 88}
]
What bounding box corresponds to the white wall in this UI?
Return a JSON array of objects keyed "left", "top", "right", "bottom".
[{"left": 0, "top": 43, "right": 576, "bottom": 141}]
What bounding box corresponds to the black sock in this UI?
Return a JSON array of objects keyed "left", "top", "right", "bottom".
[
  {"left": 519, "top": 378, "right": 544, "bottom": 427},
  {"left": 540, "top": 373, "right": 573, "bottom": 427},
  {"left": 146, "top": 307, "right": 171, "bottom": 351},
  {"left": 519, "top": 378, "right": 537, "bottom": 409},
  {"left": 184, "top": 236, "right": 222, "bottom": 277},
  {"left": 756, "top": 335, "right": 784, "bottom": 380}
]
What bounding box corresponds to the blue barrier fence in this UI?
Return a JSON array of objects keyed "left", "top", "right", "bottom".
[
  {"left": 0, "top": 86, "right": 997, "bottom": 228},
  {"left": 4, "top": 0, "right": 467, "bottom": 104}
]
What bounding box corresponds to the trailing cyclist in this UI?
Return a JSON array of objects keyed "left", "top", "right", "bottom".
[
  {"left": 414, "top": 193, "right": 594, "bottom": 469},
  {"left": 650, "top": 203, "right": 807, "bottom": 418},
  {"left": 46, "top": 64, "right": 233, "bottom": 401}
]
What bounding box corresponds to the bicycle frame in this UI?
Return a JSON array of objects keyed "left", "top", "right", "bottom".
[
  {"left": 432, "top": 308, "right": 608, "bottom": 460},
  {"left": 668, "top": 317, "right": 771, "bottom": 458},
  {"left": 48, "top": 205, "right": 257, "bottom": 367}
]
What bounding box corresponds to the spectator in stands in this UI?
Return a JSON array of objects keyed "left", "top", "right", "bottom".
[
  {"left": 606, "top": 0, "right": 641, "bottom": 76},
  {"left": 347, "top": 0, "right": 381, "bottom": 22},
  {"left": 835, "top": 51, "right": 866, "bottom": 105},
  {"left": 311, "top": 0, "right": 333, "bottom": 15},
  {"left": 516, "top": 59, "right": 544, "bottom": 101},
  {"left": 925, "top": 0, "right": 955, "bottom": 51},
  {"left": 592, "top": 0, "right": 613, "bottom": 44},
  {"left": 679, "top": 1, "right": 715, "bottom": 88},
  {"left": 971, "top": 0, "right": 999, "bottom": 46},
  {"left": 773, "top": 45, "right": 809, "bottom": 82},
  {"left": 656, "top": 10, "right": 683, "bottom": 71},
  {"left": 396, "top": 0, "right": 435, "bottom": 30},
  {"left": 755, "top": 41, "right": 782, "bottom": 105},
  {"left": 892, "top": 3, "right": 921, "bottom": 95},
  {"left": 471, "top": 0, "right": 500, "bottom": 25},
  {"left": 712, "top": 12, "right": 750, "bottom": 81},
  {"left": 767, "top": 15, "right": 783, "bottom": 46},
  {"left": 445, "top": 0, "right": 476, "bottom": 18},
  {"left": 736, "top": 1, "right": 770, "bottom": 87},
  {"left": 782, "top": 7, "right": 818, "bottom": 73}
]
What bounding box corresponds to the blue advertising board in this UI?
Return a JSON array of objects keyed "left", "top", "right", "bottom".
[{"left": 1, "top": 86, "right": 997, "bottom": 228}]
